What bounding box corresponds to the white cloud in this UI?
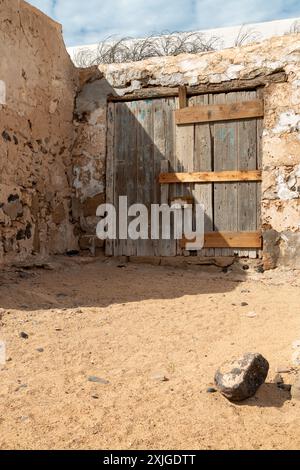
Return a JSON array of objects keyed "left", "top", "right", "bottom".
[{"left": 27, "top": 0, "right": 300, "bottom": 46}]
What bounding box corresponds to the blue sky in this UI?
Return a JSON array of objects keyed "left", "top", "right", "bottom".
[{"left": 28, "top": 0, "right": 300, "bottom": 46}]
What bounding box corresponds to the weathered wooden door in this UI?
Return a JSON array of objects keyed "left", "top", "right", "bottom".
[{"left": 106, "top": 90, "right": 263, "bottom": 257}]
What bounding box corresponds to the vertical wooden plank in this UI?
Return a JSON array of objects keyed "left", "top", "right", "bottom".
[
  {"left": 136, "top": 99, "right": 154, "bottom": 256},
  {"left": 160, "top": 161, "right": 169, "bottom": 203},
  {"left": 175, "top": 95, "right": 194, "bottom": 255},
  {"left": 191, "top": 94, "right": 214, "bottom": 257},
  {"left": 178, "top": 86, "right": 188, "bottom": 109},
  {"left": 124, "top": 101, "right": 138, "bottom": 256},
  {"left": 163, "top": 97, "right": 177, "bottom": 256},
  {"left": 115, "top": 102, "right": 128, "bottom": 257},
  {"left": 213, "top": 92, "right": 238, "bottom": 256},
  {"left": 105, "top": 102, "right": 115, "bottom": 256},
  {"left": 256, "top": 88, "right": 264, "bottom": 259},
  {"left": 153, "top": 98, "right": 165, "bottom": 256},
  {"left": 237, "top": 90, "right": 258, "bottom": 258},
  {"left": 160, "top": 160, "right": 174, "bottom": 256},
  {"left": 153, "top": 98, "right": 177, "bottom": 257}
]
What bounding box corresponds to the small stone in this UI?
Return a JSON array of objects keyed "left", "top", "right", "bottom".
[
  {"left": 66, "top": 250, "right": 79, "bottom": 257},
  {"left": 91, "top": 395, "right": 99, "bottom": 399},
  {"left": 88, "top": 376, "right": 109, "bottom": 384},
  {"left": 241, "top": 302, "right": 248, "bottom": 307},
  {"left": 255, "top": 265, "right": 264, "bottom": 273},
  {"left": 291, "top": 377, "right": 300, "bottom": 400},
  {"left": 214, "top": 352, "right": 269, "bottom": 402},
  {"left": 276, "top": 366, "right": 291, "bottom": 374},
  {"left": 117, "top": 264, "right": 126, "bottom": 268},
  {"left": 19, "top": 331, "right": 28, "bottom": 339},
  {"left": 292, "top": 350, "right": 300, "bottom": 366},
  {"left": 36, "top": 348, "right": 44, "bottom": 353},
  {"left": 2, "top": 130, "right": 11, "bottom": 142},
  {"left": 15, "top": 384, "right": 28, "bottom": 392},
  {"left": 206, "top": 387, "right": 217, "bottom": 393},
  {"left": 272, "top": 373, "right": 283, "bottom": 384},
  {"left": 242, "top": 265, "right": 249, "bottom": 271},
  {"left": 151, "top": 373, "right": 169, "bottom": 382},
  {"left": 245, "top": 311, "right": 257, "bottom": 318},
  {"left": 19, "top": 416, "right": 30, "bottom": 422},
  {"left": 241, "top": 289, "right": 250, "bottom": 294}
]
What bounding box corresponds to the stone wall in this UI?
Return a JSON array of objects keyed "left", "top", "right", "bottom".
[
  {"left": 0, "top": 0, "right": 79, "bottom": 265},
  {"left": 74, "top": 33, "right": 300, "bottom": 269}
]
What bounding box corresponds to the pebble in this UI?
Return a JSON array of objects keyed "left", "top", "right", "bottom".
[
  {"left": 242, "top": 265, "right": 249, "bottom": 271},
  {"left": 19, "top": 416, "right": 30, "bottom": 422},
  {"left": 206, "top": 387, "right": 217, "bottom": 393},
  {"left": 15, "top": 384, "right": 28, "bottom": 392},
  {"left": 241, "top": 302, "right": 248, "bottom": 307},
  {"left": 272, "top": 373, "right": 283, "bottom": 384},
  {"left": 19, "top": 331, "right": 29, "bottom": 339},
  {"left": 66, "top": 250, "right": 79, "bottom": 257},
  {"left": 245, "top": 311, "right": 257, "bottom": 318},
  {"left": 292, "top": 350, "right": 300, "bottom": 366},
  {"left": 255, "top": 265, "right": 264, "bottom": 273},
  {"left": 291, "top": 377, "right": 300, "bottom": 400},
  {"left": 276, "top": 366, "right": 292, "bottom": 374},
  {"left": 36, "top": 348, "right": 44, "bottom": 353},
  {"left": 151, "top": 373, "right": 169, "bottom": 382},
  {"left": 88, "top": 376, "right": 109, "bottom": 384}
]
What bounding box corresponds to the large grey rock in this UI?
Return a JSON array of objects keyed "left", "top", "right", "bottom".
[{"left": 214, "top": 352, "right": 269, "bottom": 401}]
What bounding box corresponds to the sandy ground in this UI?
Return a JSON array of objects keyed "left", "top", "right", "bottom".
[{"left": 0, "top": 255, "right": 300, "bottom": 450}]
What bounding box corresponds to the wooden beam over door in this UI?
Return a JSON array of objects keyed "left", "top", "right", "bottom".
[
  {"left": 175, "top": 100, "right": 264, "bottom": 125},
  {"left": 159, "top": 170, "right": 262, "bottom": 184},
  {"left": 107, "top": 71, "right": 286, "bottom": 102}
]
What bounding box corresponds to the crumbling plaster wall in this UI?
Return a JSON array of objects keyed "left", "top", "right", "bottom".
[
  {"left": 0, "top": 0, "right": 79, "bottom": 265},
  {"left": 74, "top": 33, "right": 300, "bottom": 269}
]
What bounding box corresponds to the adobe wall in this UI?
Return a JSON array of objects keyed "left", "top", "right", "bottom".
[
  {"left": 74, "top": 33, "right": 300, "bottom": 269},
  {"left": 0, "top": 0, "right": 79, "bottom": 265}
]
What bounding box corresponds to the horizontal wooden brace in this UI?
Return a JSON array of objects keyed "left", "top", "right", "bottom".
[
  {"left": 159, "top": 170, "right": 262, "bottom": 184},
  {"left": 180, "top": 231, "right": 262, "bottom": 249},
  {"left": 175, "top": 100, "right": 264, "bottom": 125}
]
